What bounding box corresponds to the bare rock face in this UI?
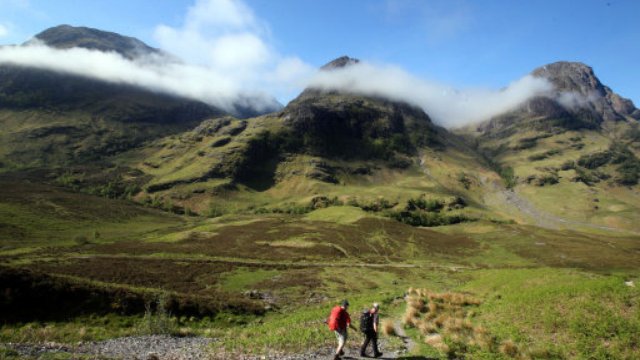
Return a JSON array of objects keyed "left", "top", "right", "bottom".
[
  {"left": 278, "top": 56, "right": 444, "bottom": 159},
  {"left": 320, "top": 56, "right": 360, "bottom": 71},
  {"left": 531, "top": 61, "right": 638, "bottom": 122},
  {"left": 31, "top": 24, "right": 161, "bottom": 60},
  {"left": 477, "top": 61, "right": 639, "bottom": 137}
]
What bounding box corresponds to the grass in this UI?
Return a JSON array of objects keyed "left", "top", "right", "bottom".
[
  {"left": 459, "top": 268, "right": 640, "bottom": 359},
  {"left": 304, "top": 206, "right": 370, "bottom": 224},
  {"left": 2, "top": 164, "right": 640, "bottom": 359},
  {"left": 220, "top": 268, "right": 281, "bottom": 292}
]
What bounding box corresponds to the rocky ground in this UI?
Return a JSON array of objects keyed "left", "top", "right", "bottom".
[{"left": 2, "top": 334, "right": 410, "bottom": 360}]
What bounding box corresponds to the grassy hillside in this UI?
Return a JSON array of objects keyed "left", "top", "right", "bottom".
[
  {"left": 0, "top": 64, "right": 225, "bottom": 169},
  {"left": 460, "top": 119, "right": 640, "bottom": 232},
  {"left": 1, "top": 178, "right": 638, "bottom": 358},
  {"left": 1, "top": 59, "right": 639, "bottom": 358}
]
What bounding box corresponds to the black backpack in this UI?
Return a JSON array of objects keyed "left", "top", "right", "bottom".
[{"left": 359, "top": 310, "right": 373, "bottom": 333}]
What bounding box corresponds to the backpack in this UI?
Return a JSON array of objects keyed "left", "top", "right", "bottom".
[
  {"left": 359, "top": 310, "right": 373, "bottom": 333},
  {"left": 327, "top": 305, "right": 342, "bottom": 331}
]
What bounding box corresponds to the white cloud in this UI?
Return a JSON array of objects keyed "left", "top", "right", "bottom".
[
  {"left": 0, "top": 0, "right": 555, "bottom": 126},
  {"left": 0, "top": 42, "right": 280, "bottom": 114},
  {"left": 556, "top": 91, "right": 601, "bottom": 110},
  {"left": 0, "top": 24, "right": 8, "bottom": 38},
  {"left": 152, "top": 0, "right": 312, "bottom": 106},
  {"left": 0, "top": 0, "right": 311, "bottom": 115},
  {"left": 307, "top": 62, "right": 554, "bottom": 127},
  {"left": 184, "top": 0, "right": 259, "bottom": 30}
]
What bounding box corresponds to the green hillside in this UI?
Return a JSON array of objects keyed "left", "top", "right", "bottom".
[{"left": 1, "top": 45, "right": 640, "bottom": 359}]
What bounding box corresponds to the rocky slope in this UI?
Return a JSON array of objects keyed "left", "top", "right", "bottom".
[
  {"left": 474, "top": 62, "right": 639, "bottom": 138},
  {"left": 30, "top": 24, "right": 162, "bottom": 59}
]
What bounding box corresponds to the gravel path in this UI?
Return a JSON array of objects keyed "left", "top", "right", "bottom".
[
  {"left": 5, "top": 335, "right": 215, "bottom": 360},
  {"left": 4, "top": 335, "right": 408, "bottom": 360}
]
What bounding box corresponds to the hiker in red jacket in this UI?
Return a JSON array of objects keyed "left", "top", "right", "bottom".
[{"left": 328, "top": 299, "right": 355, "bottom": 360}]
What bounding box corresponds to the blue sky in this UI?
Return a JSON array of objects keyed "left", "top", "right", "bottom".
[{"left": 0, "top": 0, "right": 638, "bottom": 108}]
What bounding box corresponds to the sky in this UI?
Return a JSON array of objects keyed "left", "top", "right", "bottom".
[{"left": 0, "top": 0, "right": 638, "bottom": 125}]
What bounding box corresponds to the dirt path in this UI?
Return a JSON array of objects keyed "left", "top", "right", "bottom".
[
  {"left": 393, "top": 320, "right": 416, "bottom": 356},
  {"left": 4, "top": 333, "right": 421, "bottom": 360}
]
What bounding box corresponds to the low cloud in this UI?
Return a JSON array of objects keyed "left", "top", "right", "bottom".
[
  {"left": 0, "top": 40, "right": 555, "bottom": 126},
  {"left": 308, "top": 62, "right": 554, "bottom": 127},
  {"left": 0, "top": 0, "right": 313, "bottom": 116},
  {"left": 556, "top": 91, "right": 601, "bottom": 111},
  {"left": 153, "top": 0, "right": 313, "bottom": 104},
  {"left": 0, "top": 0, "right": 561, "bottom": 126},
  {"left": 0, "top": 42, "right": 281, "bottom": 114}
]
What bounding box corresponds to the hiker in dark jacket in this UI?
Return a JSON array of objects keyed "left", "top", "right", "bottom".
[
  {"left": 327, "top": 300, "right": 356, "bottom": 360},
  {"left": 360, "top": 303, "right": 383, "bottom": 358}
]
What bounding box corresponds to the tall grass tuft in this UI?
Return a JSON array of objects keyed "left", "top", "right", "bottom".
[
  {"left": 403, "top": 288, "right": 521, "bottom": 358},
  {"left": 381, "top": 319, "right": 396, "bottom": 336},
  {"left": 135, "top": 294, "right": 178, "bottom": 335}
]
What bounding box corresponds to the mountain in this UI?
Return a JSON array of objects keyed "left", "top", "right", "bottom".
[
  {"left": 460, "top": 61, "right": 640, "bottom": 231},
  {"left": 30, "top": 24, "right": 162, "bottom": 59},
  {"left": 0, "top": 25, "right": 245, "bottom": 168},
  {"left": 109, "top": 56, "right": 496, "bottom": 222},
  {"left": 532, "top": 62, "right": 639, "bottom": 122},
  {"left": 319, "top": 55, "right": 360, "bottom": 70},
  {"left": 2, "top": 45, "right": 639, "bottom": 232},
  {"left": 474, "top": 62, "right": 640, "bottom": 138}
]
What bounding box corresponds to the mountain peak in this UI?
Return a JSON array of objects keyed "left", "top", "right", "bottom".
[
  {"left": 320, "top": 56, "right": 360, "bottom": 71},
  {"left": 30, "top": 24, "right": 159, "bottom": 59},
  {"left": 530, "top": 61, "right": 638, "bottom": 122},
  {"left": 532, "top": 61, "right": 604, "bottom": 96}
]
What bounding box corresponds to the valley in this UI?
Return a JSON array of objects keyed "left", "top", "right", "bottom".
[{"left": 0, "top": 25, "right": 639, "bottom": 360}]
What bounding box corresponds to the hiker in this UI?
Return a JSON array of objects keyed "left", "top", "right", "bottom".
[
  {"left": 360, "top": 303, "right": 382, "bottom": 358},
  {"left": 327, "top": 299, "right": 356, "bottom": 360}
]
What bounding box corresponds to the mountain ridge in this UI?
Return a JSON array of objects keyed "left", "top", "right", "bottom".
[{"left": 29, "top": 24, "right": 161, "bottom": 59}]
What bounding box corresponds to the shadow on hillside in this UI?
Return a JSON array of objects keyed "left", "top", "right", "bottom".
[{"left": 236, "top": 157, "right": 278, "bottom": 192}]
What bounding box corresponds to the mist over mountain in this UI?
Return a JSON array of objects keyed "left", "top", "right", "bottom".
[
  {"left": 307, "top": 58, "right": 555, "bottom": 127},
  {"left": 0, "top": 25, "right": 282, "bottom": 116},
  {"left": 31, "top": 25, "right": 162, "bottom": 59},
  {"left": 2, "top": 2, "right": 640, "bottom": 359},
  {"left": 531, "top": 61, "right": 639, "bottom": 122},
  {"left": 473, "top": 61, "right": 639, "bottom": 138}
]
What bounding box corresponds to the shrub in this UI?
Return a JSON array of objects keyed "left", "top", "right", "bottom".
[
  {"left": 447, "top": 196, "right": 467, "bottom": 210},
  {"left": 535, "top": 173, "right": 559, "bottom": 186},
  {"left": 136, "top": 295, "right": 178, "bottom": 336},
  {"left": 512, "top": 137, "right": 538, "bottom": 150},
  {"left": 573, "top": 168, "right": 600, "bottom": 186},
  {"left": 358, "top": 198, "right": 396, "bottom": 212},
  {"left": 560, "top": 160, "right": 575, "bottom": 170},
  {"left": 499, "top": 166, "right": 517, "bottom": 189},
  {"left": 457, "top": 173, "right": 472, "bottom": 189},
  {"left": 55, "top": 171, "right": 84, "bottom": 190},
  {"left": 406, "top": 197, "right": 444, "bottom": 212},
  {"left": 528, "top": 149, "right": 562, "bottom": 162},
  {"left": 388, "top": 210, "right": 471, "bottom": 227},
  {"left": 577, "top": 151, "right": 612, "bottom": 169}
]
